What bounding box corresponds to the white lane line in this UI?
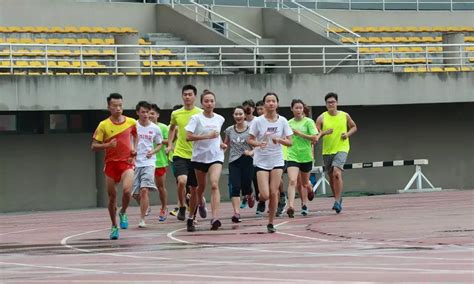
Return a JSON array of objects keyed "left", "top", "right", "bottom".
[
  {"left": 0, "top": 228, "right": 38, "bottom": 236},
  {"left": 0, "top": 261, "right": 115, "bottom": 274}
]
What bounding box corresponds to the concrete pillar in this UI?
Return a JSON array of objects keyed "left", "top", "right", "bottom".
[
  {"left": 114, "top": 34, "right": 141, "bottom": 73},
  {"left": 442, "top": 33, "right": 464, "bottom": 67}
]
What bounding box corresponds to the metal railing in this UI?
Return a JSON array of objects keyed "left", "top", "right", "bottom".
[
  {"left": 1, "top": 43, "right": 473, "bottom": 74},
  {"left": 280, "top": 0, "right": 360, "bottom": 44},
  {"left": 169, "top": 0, "right": 262, "bottom": 45},
  {"left": 120, "top": 0, "right": 474, "bottom": 11}
]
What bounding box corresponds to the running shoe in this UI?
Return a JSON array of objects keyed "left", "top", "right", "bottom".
[
  {"left": 177, "top": 206, "right": 186, "bottom": 221},
  {"left": 231, "top": 213, "right": 242, "bottom": 223},
  {"left": 276, "top": 193, "right": 287, "bottom": 216},
  {"left": 170, "top": 207, "right": 179, "bottom": 216},
  {"left": 267, "top": 223, "right": 276, "bottom": 233},
  {"left": 138, "top": 219, "right": 146, "bottom": 228},
  {"left": 256, "top": 201, "right": 266, "bottom": 216},
  {"left": 210, "top": 219, "right": 222, "bottom": 231},
  {"left": 246, "top": 194, "right": 255, "bottom": 208},
  {"left": 307, "top": 188, "right": 315, "bottom": 201},
  {"left": 301, "top": 205, "right": 309, "bottom": 216},
  {"left": 145, "top": 207, "right": 151, "bottom": 216},
  {"left": 186, "top": 218, "right": 196, "bottom": 232},
  {"left": 118, "top": 212, "right": 128, "bottom": 229},
  {"left": 198, "top": 197, "right": 208, "bottom": 219},
  {"left": 287, "top": 207, "right": 295, "bottom": 218},
  {"left": 333, "top": 201, "right": 342, "bottom": 214},
  {"left": 159, "top": 208, "right": 168, "bottom": 222},
  {"left": 240, "top": 197, "right": 248, "bottom": 209},
  {"left": 109, "top": 226, "right": 119, "bottom": 240}
]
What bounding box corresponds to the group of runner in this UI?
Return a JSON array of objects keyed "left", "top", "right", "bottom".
[{"left": 91, "top": 85, "right": 357, "bottom": 239}]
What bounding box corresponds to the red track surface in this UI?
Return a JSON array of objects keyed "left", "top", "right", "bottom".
[{"left": 1, "top": 190, "right": 473, "bottom": 282}]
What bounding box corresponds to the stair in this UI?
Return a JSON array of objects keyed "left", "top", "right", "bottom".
[{"left": 144, "top": 32, "right": 241, "bottom": 74}]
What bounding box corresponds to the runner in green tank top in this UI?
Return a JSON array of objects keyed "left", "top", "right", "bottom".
[
  {"left": 315, "top": 93, "right": 357, "bottom": 214},
  {"left": 287, "top": 99, "right": 319, "bottom": 218}
]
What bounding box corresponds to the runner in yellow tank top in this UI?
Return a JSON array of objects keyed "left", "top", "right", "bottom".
[{"left": 316, "top": 92, "right": 357, "bottom": 214}]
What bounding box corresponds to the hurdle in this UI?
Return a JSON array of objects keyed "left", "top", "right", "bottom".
[{"left": 311, "top": 159, "right": 442, "bottom": 195}]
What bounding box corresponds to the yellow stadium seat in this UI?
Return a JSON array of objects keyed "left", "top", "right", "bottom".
[
  {"left": 394, "top": 37, "right": 409, "bottom": 43},
  {"left": 6, "top": 38, "right": 20, "bottom": 44},
  {"left": 138, "top": 38, "right": 151, "bottom": 45},
  {"left": 427, "top": 47, "right": 442, "bottom": 52},
  {"left": 469, "top": 58, "right": 474, "bottom": 63},
  {"left": 35, "top": 26, "right": 50, "bottom": 33},
  {"left": 169, "top": 60, "right": 185, "bottom": 67},
  {"left": 13, "top": 71, "right": 27, "bottom": 75},
  {"left": 430, "top": 67, "right": 444, "bottom": 72},
  {"left": 418, "top": 26, "right": 432, "bottom": 32},
  {"left": 460, "top": 66, "right": 472, "bottom": 72},
  {"left": 196, "top": 71, "right": 209, "bottom": 75},
  {"left": 28, "top": 72, "right": 42, "bottom": 75},
  {"left": 369, "top": 47, "right": 384, "bottom": 53},
  {"left": 444, "top": 67, "right": 458, "bottom": 72},
  {"left": 356, "top": 37, "right": 369, "bottom": 43},
  {"left": 34, "top": 38, "right": 48, "bottom": 44},
  {"left": 58, "top": 61, "right": 71, "bottom": 68},
  {"left": 410, "top": 47, "right": 424, "bottom": 53},
  {"left": 421, "top": 37, "right": 437, "bottom": 43},
  {"left": 47, "top": 61, "right": 58, "bottom": 67},
  {"left": 104, "top": 38, "right": 115, "bottom": 45},
  {"left": 48, "top": 38, "right": 62, "bottom": 44},
  {"left": 55, "top": 72, "right": 69, "bottom": 75},
  {"left": 85, "top": 49, "right": 102, "bottom": 56},
  {"left": 120, "top": 27, "right": 138, "bottom": 33},
  {"left": 183, "top": 72, "right": 195, "bottom": 75},
  {"left": 340, "top": 37, "right": 355, "bottom": 43},
  {"left": 327, "top": 27, "right": 344, "bottom": 33},
  {"left": 142, "top": 61, "right": 151, "bottom": 67},
  {"left": 84, "top": 72, "right": 97, "bottom": 75},
  {"left": 358, "top": 47, "right": 370, "bottom": 53},
  {"left": 102, "top": 49, "right": 115, "bottom": 55},
  {"left": 1, "top": 61, "right": 11, "bottom": 67},
  {"left": 380, "top": 37, "right": 396, "bottom": 43},
  {"left": 19, "top": 38, "right": 34, "bottom": 44},
  {"left": 0, "top": 26, "right": 9, "bottom": 32},
  {"left": 98, "top": 72, "right": 110, "bottom": 75},
  {"left": 367, "top": 37, "right": 382, "bottom": 43},
  {"left": 68, "top": 72, "right": 81, "bottom": 75},
  {"left": 187, "top": 60, "right": 205, "bottom": 68},
  {"left": 459, "top": 26, "right": 474, "bottom": 32},
  {"left": 105, "top": 27, "right": 122, "bottom": 33},
  {"left": 112, "top": 72, "right": 125, "bottom": 75},
  {"left": 71, "top": 61, "right": 81, "bottom": 68},
  {"left": 465, "top": 47, "right": 474, "bottom": 52},
  {"left": 63, "top": 38, "right": 77, "bottom": 45},
  {"left": 158, "top": 49, "right": 174, "bottom": 55},
  {"left": 8, "top": 26, "right": 21, "bottom": 32},
  {"left": 0, "top": 72, "right": 11, "bottom": 75},
  {"left": 403, "top": 67, "right": 417, "bottom": 73},
  {"left": 154, "top": 72, "right": 167, "bottom": 75},
  {"left": 50, "top": 27, "right": 65, "bottom": 33},
  {"left": 77, "top": 38, "right": 91, "bottom": 45},
  {"left": 432, "top": 26, "right": 446, "bottom": 32},
  {"left": 15, "top": 61, "right": 29, "bottom": 67},
  {"left": 140, "top": 72, "right": 151, "bottom": 76},
  {"left": 168, "top": 71, "right": 182, "bottom": 75},
  {"left": 351, "top": 27, "right": 368, "bottom": 33},
  {"left": 395, "top": 47, "right": 411, "bottom": 53},
  {"left": 64, "top": 26, "right": 80, "bottom": 33},
  {"left": 12, "top": 49, "right": 30, "bottom": 56},
  {"left": 405, "top": 26, "right": 419, "bottom": 32},
  {"left": 416, "top": 67, "right": 428, "bottom": 72},
  {"left": 0, "top": 49, "right": 9, "bottom": 56},
  {"left": 125, "top": 72, "right": 139, "bottom": 75},
  {"left": 22, "top": 26, "right": 36, "bottom": 33},
  {"left": 154, "top": 61, "right": 170, "bottom": 67},
  {"left": 91, "top": 27, "right": 107, "bottom": 33},
  {"left": 408, "top": 37, "right": 423, "bottom": 43},
  {"left": 91, "top": 38, "right": 105, "bottom": 45},
  {"left": 434, "top": 36, "right": 442, "bottom": 42},
  {"left": 465, "top": 37, "right": 474, "bottom": 42},
  {"left": 374, "top": 58, "right": 391, "bottom": 64}
]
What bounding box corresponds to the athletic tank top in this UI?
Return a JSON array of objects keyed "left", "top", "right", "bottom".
[{"left": 322, "top": 111, "right": 350, "bottom": 155}]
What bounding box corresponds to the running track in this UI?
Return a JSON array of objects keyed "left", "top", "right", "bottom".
[{"left": 1, "top": 190, "right": 473, "bottom": 282}]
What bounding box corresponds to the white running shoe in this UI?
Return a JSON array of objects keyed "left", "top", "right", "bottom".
[{"left": 138, "top": 219, "right": 147, "bottom": 228}]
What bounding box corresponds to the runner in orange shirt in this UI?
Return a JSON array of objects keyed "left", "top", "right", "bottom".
[{"left": 92, "top": 93, "right": 138, "bottom": 240}]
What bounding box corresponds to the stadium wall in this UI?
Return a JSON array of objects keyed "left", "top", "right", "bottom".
[{"left": 0, "top": 73, "right": 473, "bottom": 111}]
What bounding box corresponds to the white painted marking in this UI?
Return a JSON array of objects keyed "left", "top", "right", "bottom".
[{"left": 0, "top": 228, "right": 38, "bottom": 236}]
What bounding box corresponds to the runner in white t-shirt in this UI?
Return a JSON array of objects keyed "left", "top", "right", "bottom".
[
  {"left": 248, "top": 93, "right": 293, "bottom": 233},
  {"left": 185, "top": 90, "right": 226, "bottom": 232},
  {"left": 132, "top": 101, "right": 163, "bottom": 228}
]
